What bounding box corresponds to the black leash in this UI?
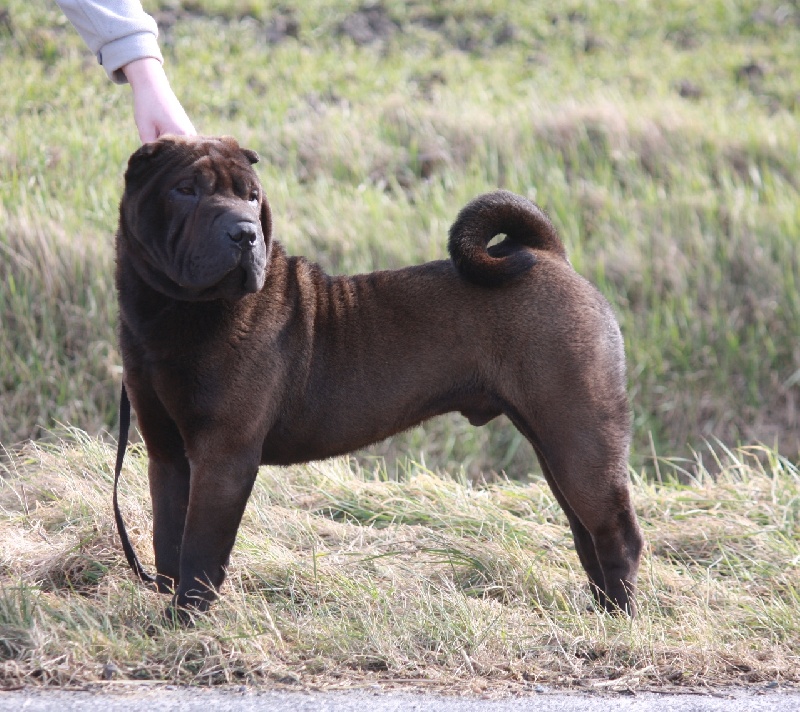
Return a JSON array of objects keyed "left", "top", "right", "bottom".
[{"left": 113, "top": 382, "right": 158, "bottom": 587}]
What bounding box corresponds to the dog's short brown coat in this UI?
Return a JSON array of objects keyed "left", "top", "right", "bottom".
[{"left": 116, "top": 136, "right": 643, "bottom": 617}]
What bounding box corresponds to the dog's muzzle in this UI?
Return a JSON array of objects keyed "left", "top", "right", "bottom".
[{"left": 228, "top": 221, "right": 260, "bottom": 246}]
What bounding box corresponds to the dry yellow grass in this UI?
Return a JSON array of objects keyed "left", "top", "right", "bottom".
[{"left": 1, "top": 431, "right": 798, "bottom": 692}]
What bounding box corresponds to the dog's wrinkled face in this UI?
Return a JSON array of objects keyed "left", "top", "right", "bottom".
[{"left": 121, "top": 135, "right": 271, "bottom": 301}]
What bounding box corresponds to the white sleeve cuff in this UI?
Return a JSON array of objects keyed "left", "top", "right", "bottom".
[{"left": 98, "top": 31, "right": 164, "bottom": 84}]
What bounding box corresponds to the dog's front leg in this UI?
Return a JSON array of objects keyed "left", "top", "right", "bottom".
[
  {"left": 171, "top": 444, "right": 260, "bottom": 616},
  {"left": 128, "top": 379, "right": 191, "bottom": 595},
  {"left": 149, "top": 455, "right": 190, "bottom": 593}
]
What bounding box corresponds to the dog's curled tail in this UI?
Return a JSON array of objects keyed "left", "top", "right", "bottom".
[{"left": 448, "top": 190, "right": 567, "bottom": 287}]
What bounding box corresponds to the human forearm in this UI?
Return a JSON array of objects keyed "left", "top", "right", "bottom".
[{"left": 123, "top": 58, "right": 196, "bottom": 142}]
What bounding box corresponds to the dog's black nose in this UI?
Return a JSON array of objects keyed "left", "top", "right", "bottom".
[{"left": 229, "top": 222, "right": 259, "bottom": 245}]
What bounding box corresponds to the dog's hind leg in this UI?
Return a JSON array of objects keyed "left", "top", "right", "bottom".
[
  {"left": 510, "top": 412, "right": 643, "bottom": 615},
  {"left": 547, "top": 444, "right": 642, "bottom": 615},
  {"left": 530, "top": 445, "right": 607, "bottom": 605}
]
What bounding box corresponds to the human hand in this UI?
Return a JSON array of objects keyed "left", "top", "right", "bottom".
[{"left": 122, "top": 58, "right": 196, "bottom": 143}]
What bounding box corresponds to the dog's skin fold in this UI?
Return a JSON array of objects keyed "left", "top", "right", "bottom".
[{"left": 116, "top": 135, "right": 643, "bottom": 620}]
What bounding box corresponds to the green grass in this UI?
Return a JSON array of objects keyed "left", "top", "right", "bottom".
[
  {"left": 0, "top": 432, "right": 798, "bottom": 690},
  {"left": 1, "top": 1, "right": 799, "bottom": 473},
  {"left": 2, "top": 1, "right": 799, "bottom": 474}
]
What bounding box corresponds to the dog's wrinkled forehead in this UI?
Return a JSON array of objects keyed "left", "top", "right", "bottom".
[
  {"left": 125, "top": 135, "right": 260, "bottom": 189},
  {"left": 192, "top": 152, "right": 256, "bottom": 195}
]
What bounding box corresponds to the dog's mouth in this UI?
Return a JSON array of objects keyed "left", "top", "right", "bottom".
[
  {"left": 241, "top": 263, "right": 263, "bottom": 293},
  {"left": 228, "top": 244, "right": 267, "bottom": 296},
  {"left": 175, "top": 262, "right": 264, "bottom": 301},
  {"left": 167, "top": 235, "right": 267, "bottom": 300}
]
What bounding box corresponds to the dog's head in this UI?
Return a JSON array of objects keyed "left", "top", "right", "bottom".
[{"left": 120, "top": 135, "right": 272, "bottom": 301}]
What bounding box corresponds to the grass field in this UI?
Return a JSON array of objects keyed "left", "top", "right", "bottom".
[
  {"left": 1, "top": 0, "right": 798, "bottom": 472},
  {"left": 1, "top": 434, "right": 799, "bottom": 690},
  {"left": 1, "top": 0, "right": 799, "bottom": 693}
]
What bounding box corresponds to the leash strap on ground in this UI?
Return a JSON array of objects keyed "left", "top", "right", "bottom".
[{"left": 113, "top": 382, "right": 158, "bottom": 587}]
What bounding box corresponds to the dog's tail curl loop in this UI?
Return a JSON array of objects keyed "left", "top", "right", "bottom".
[{"left": 448, "top": 190, "right": 566, "bottom": 287}]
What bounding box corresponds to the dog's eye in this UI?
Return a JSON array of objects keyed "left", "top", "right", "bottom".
[
  {"left": 175, "top": 183, "right": 197, "bottom": 197},
  {"left": 248, "top": 190, "right": 259, "bottom": 204}
]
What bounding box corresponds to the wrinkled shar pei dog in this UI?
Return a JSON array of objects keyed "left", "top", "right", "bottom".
[{"left": 114, "top": 135, "right": 643, "bottom": 621}]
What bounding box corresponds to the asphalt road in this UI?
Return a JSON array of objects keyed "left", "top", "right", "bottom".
[{"left": 3, "top": 686, "right": 800, "bottom": 712}]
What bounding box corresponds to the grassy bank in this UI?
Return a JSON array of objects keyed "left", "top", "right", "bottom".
[
  {"left": 1, "top": 1, "right": 799, "bottom": 473},
  {"left": 1, "top": 431, "right": 798, "bottom": 690},
  {"left": 1, "top": 0, "right": 798, "bottom": 695}
]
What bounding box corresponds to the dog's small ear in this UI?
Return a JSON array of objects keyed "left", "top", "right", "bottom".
[
  {"left": 125, "top": 140, "right": 167, "bottom": 179},
  {"left": 259, "top": 195, "right": 272, "bottom": 240},
  {"left": 129, "top": 140, "right": 163, "bottom": 163},
  {"left": 242, "top": 148, "right": 260, "bottom": 165}
]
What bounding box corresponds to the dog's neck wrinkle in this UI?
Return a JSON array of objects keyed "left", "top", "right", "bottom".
[
  {"left": 117, "top": 243, "right": 233, "bottom": 349},
  {"left": 121, "top": 240, "right": 194, "bottom": 303},
  {"left": 118, "top": 215, "right": 181, "bottom": 295}
]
